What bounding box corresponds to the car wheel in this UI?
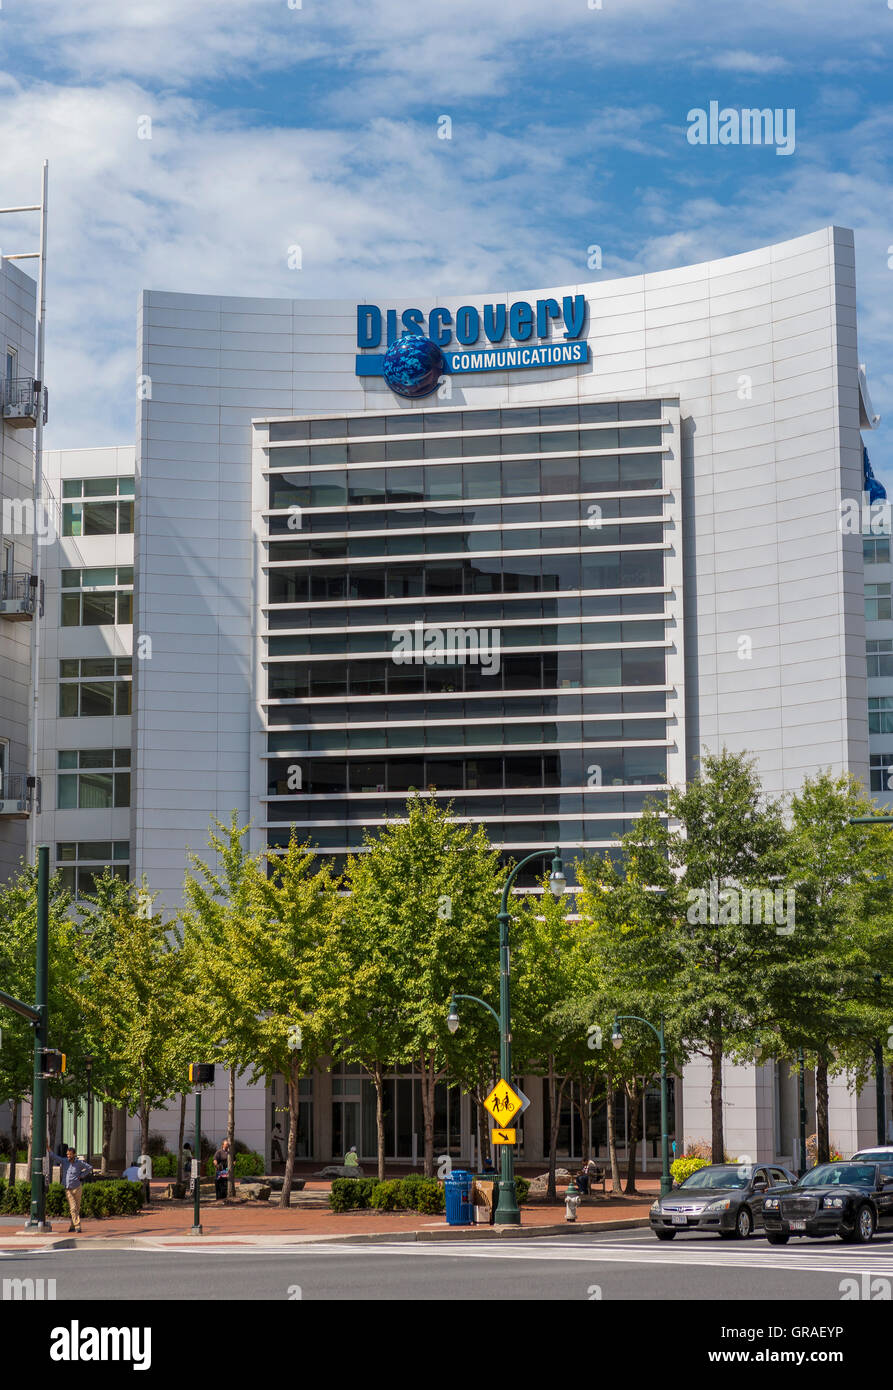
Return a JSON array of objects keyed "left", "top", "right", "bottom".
[
  {"left": 849, "top": 1205, "right": 875, "bottom": 1245},
  {"left": 766, "top": 1232, "right": 789, "bottom": 1245},
  {"left": 654, "top": 1229, "right": 676, "bottom": 1241},
  {"left": 734, "top": 1206, "right": 753, "bottom": 1240}
]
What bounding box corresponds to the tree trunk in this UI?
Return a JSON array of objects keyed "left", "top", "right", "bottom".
[
  {"left": 624, "top": 1081, "right": 643, "bottom": 1194},
  {"left": 48, "top": 1096, "right": 60, "bottom": 1155},
  {"left": 176, "top": 1092, "right": 187, "bottom": 1186},
  {"left": 418, "top": 1054, "right": 436, "bottom": 1177},
  {"left": 579, "top": 1089, "right": 593, "bottom": 1165},
  {"left": 282, "top": 1057, "right": 300, "bottom": 1208},
  {"left": 101, "top": 1105, "right": 113, "bottom": 1174},
  {"left": 606, "top": 1078, "right": 621, "bottom": 1193},
  {"left": 710, "top": 1038, "right": 724, "bottom": 1164},
  {"left": 546, "top": 1054, "right": 563, "bottom": 1201},
  {"left": 816, "top": 1053, "right": 830, "bottom": 1164},
  {"left": 227, "top": 1067, "right": 236, "bottom": 1197},
  {"left": 137, "top": 1073, "right": 147, "bottom": 1162},
  {"left": 373, "top": 1065, "right": 386, "bottom": 1182}
]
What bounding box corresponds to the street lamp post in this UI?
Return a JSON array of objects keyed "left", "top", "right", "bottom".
[
  {"left": 612, "top": 1012, "right": 672, "bottom": 1197},
  {"left": 448, "top": 847, "right": 566, "bottom": 1227},
  {"left": 874, "top": 975, "right": 886, "bottom": 1146},
  {"left": 797, "top": 1047, "right": 808, "bottom": 1176}
]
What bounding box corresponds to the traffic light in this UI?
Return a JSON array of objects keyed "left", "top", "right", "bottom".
[
  {"left": 188, "top": 1063, "right": 215, "bottom": 1085},
  {"left": 41, "top": 1049, "right": 66, "bottom": 1076}
]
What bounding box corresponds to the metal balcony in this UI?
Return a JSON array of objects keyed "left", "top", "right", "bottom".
[
  {"left": 0, "top": 774, "right": 40, "bottom": 818},
  {"left": 0, "top": 571, "right": 44, "bottom": 620},
  {"left": 2, "top": 377, "right": 47, "bottom": 429}
]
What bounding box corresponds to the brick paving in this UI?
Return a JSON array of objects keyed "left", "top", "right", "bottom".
[{"left": 0, "top": 1177, "right": 659, "bottom": 1244}]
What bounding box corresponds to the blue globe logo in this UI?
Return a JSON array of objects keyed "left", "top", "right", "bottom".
[{"left": 382, "top": 333, "right": 445, "bottom": 398}]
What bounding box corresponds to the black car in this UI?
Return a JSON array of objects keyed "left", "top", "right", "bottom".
[
  {"left": 650, "top": 1163, "right": 797, "bottom": 1240},
  {"left": 762, "top": 1161, "right": 893, "bottom": 1244}
]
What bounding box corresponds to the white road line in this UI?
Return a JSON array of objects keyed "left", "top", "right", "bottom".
[{"left": 113, "top": 1241, "right": 893, "bottom": 1276}]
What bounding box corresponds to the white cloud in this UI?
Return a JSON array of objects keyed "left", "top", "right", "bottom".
[{"left": 709, "top": 50, "right": 791, "bottom": 74}]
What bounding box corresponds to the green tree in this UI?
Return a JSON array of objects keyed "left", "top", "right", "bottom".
[
  {"left": 182, "top": 813, "right": 262, "bottom": 1197},
  {"left": 73, "top": 876, "right": 184, "bottom": 1159},
  {"left": 512, "top": 878, "right": 578, "bottom": 1199},
  {"left": 237, "top": 835, "right": 341, "bottom": 1205},
  {"left": 763, "top": 772, "right": 893, "bottom": 1162},
  {"left": 576, "top": 749, "right": 788, "bottom": 1164},
  {"left": 343, "top": 796, "right": 504, "bottom": 1177},
  {"left": 0, "top": 859, "right": 78, "bottom": 1165}
]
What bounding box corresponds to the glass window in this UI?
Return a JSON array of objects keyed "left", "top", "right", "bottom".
[
  {"left": 386, "top": 414, "right": 423, "bottom": 434},
  {"left": 579, "top": 402, "right": 618, "bottom": 423},
  {"left": 869, "top": 696, "right": 893, "bottom": 734},
  {"left": 386, "top": 468, "right": 423, "bottom": 504},
  {"left": 309, "top": 444, "right": 347, "bottom": 466},
  {"left": 870, "top": 753, "right": 893, "bottom": 792},
  {"left": 865, "top": 583, "right": 892, "bottom": 622},
  {"left": 463, "top": 462, "right": 500, "bottom": 498},
  {"left": 83, "top": 477, "right": 118, "bottom": 497},
  {"left": 310, "top": 473, "right": 347, "bottom": 507},
  {"left": 347, "top": 441, "right": 385, "bottom": 464},
  {"left": 864, "top": 538, "right": 891, "bottom": 564},
  {"left": 309, "top": 418, "right": 346, "bottom": 438},
  {"left": 868, "top": 639, "right": 893, "bottom": 678}
]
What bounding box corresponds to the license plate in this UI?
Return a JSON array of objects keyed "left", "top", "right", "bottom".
[
  {"left": 790, "top": 1219, "right": 806, "bottom": 1230},
  {"left": 671, "top": 1214, "right": 688, "bottom": 1226}
]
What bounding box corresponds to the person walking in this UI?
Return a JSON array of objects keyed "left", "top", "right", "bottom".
[
  {"left": 213, "top": 1139, "right": 231, "bottom": 1200},
  {"left": 271, "top": 1122, "right": 285, "bottom": 1164},
  {"left": 57, "top": 1146, "right": 93, "bottom": 1233}
]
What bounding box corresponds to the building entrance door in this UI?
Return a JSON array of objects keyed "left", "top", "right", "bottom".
[{"left": 332, "top": 1100, "right": 360, "bottom": 1163}]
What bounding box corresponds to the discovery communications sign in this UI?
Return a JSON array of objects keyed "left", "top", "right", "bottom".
[{"left": 355, "top": 295, "right": 590, "bottom": 398}]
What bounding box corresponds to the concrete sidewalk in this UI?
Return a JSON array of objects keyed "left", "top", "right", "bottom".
[{"left": 0, "top": 1184, "right": 655, "bottom": 1249}]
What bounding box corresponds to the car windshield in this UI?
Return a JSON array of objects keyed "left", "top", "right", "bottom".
[
  {"left": 678, "top": 1166, "right": 748, "bottom": 1189},
  {"left": 798, "top": 1164, "right": 876, "bottom": 1189},
  {"left": 853, "top": 1151, "right": 893, "bottom": 1162}
]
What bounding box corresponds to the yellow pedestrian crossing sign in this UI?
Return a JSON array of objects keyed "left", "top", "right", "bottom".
[
  {"left": 484, "top": 1078, "right": 523, "bottom": 1127},
  {"left": 491, "top": 1128, "right": 515, "bottom": 1144}
]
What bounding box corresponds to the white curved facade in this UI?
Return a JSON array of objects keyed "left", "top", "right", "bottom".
[{"left": 117, "top": 224, "right": 882, "bottom": 1163}]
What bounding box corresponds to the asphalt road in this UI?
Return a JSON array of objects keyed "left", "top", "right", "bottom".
[{"left": 3, "top": 1228, "right": 893, "bottom": 1301}]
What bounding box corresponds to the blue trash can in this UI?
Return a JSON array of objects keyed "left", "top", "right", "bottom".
[{"left": 444, "top": 1169, "right": 474, "bottom": 1225}]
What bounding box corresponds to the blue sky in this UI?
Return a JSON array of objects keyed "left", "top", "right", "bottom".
[{"left": 1, "top": 0, "right": 891, "bottom": 482}]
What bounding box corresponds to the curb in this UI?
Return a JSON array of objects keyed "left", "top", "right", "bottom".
[{"left": 0, "top": 1216, "right": 651, "bottom": 1251}]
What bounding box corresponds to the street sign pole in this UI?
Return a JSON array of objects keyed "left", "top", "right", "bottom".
[{"left": 191, "top": 1086, "right": 202, "bottom": 1235}]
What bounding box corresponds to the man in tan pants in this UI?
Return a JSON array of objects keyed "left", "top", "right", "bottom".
[{"left": 59, "top": 1146, "right": 93, "bottom": 1232}]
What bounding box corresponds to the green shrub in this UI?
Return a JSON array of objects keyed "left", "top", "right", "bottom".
[
  {"left": 671, "top": 1156, "right": 710, "bottom": 1185},
  {"left": 149, "top": 1154, "right": 176, "bottom": 1177},
  {"left": 514, "top": 1176, "right": 530, "bottom": 1206},
  {"left": 0, "top": 1180, "right": 30, "bottom": 1214},
  {"left": 233, "top": 1151, "right": 264, "bottom": 1178},
  {"left": 146, "top": 1133, "right": 170, "bottom": 1157},
  {"left": 329, "top": 1177, "right": 378, "bottom": 1212},
  {"left": 47, "top": 1183, "right": 67, "bottom": 1217},
  {"left": 412, "top": 1179, "right": 445, "bottom": 1214},
  {"left": 369, "top": 1179, "right": 403, "bottom": 1211},
  {"left": 81, "top": 1181, "right": 143, "bottom": 1217},
  {"left": 0, "top": 1177, "right": 142, "bottom": 1218}
]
